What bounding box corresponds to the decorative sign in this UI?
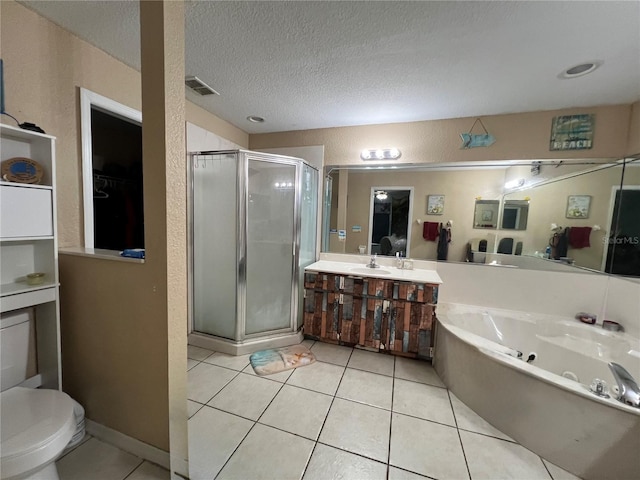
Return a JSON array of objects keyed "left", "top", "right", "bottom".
[
  {"left": 338, "top": 229, "right": 346, "bottom": 241},
  {"left": 1, "top": 157, "right": 44, "bottom": 184},
  {"left": 550, "top": 114, "right": 594, "bottom": 151},
  {"left": 566, "top": 195, "right": 592, "bottom": 219},
  {"left": 427, "top": 195, "right": 445, "bottom": 215},
  {"left": 351, "top": 225, "right": 362, "bottom": 232},
  {"left": 460, "top": 118, "right": 496, "bottom": 149}
]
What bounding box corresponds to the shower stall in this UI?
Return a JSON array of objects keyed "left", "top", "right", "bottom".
[{"left": 188, "top": 150, "right": 318, "bottom": 355}]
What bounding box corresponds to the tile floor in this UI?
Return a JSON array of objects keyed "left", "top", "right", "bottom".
[
  {"left": 53, "top": 340, "right": 582, "bottom": 480},
  {"left": 187, "top": 341, "right": 583, "bottom": 480}
]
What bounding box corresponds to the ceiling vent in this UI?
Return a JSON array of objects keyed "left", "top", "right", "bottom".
[{"left": 185, "top": 76, "right": 220, "bottom": 96}]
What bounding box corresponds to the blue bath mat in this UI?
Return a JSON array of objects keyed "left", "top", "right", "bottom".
[{"left": 250, "top": 345, "right": 316, "bottom": 376}]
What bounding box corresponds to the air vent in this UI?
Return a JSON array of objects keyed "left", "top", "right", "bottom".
[{"left": 185, "top": 76, "right": 219, "bottom": 96}]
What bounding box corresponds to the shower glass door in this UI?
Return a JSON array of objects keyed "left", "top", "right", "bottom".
[{"left": 244, "top": 157, "right": 296, "bottom": 335}]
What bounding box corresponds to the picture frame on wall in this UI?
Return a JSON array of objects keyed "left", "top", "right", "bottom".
[
  {"left": 427, "top": 194, "right": 445, "bottom": 215},
  {"left": 566, "top": 195, "right": 591, "bottom": 219}
]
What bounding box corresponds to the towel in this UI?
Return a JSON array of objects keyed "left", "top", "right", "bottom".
[
  {"left": 121, "top": 248, "right": 145, "bottom": 259},
  {"left": 569, "top": 226, "right": 592, "bottom": 248},
  {"left": 437, "top": 225, "right": 451, "bottom": 261},
  {"left": 423, "top": 221, "right": 440, "bottom": 241}
]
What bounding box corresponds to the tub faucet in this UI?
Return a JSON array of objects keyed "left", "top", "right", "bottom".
[
  {"left": 367, "top": 254, "right": 380, "bottom": 268},
  {"left": 608, "top": 362, "right": 640, "bottom": 408}
]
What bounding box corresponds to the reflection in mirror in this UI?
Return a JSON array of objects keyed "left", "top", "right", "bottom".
[
  {"left": 370, "top": 188, "right": 411, "bottom": 256},
  {"left": 322, "top": 158, "right": 640, "bottom": 278},
  {"left": 473, "top": 200, "right": 499, "bottom": 229},
  {"left": 501, "top": 200, "right": 529, "bottom": 230},
  {"left": 606, "top": 157, "right": 640, "bottom": 277}
]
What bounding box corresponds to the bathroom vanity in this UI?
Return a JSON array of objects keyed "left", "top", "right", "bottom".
[{"left": 304, "top": 260, "right": 441, "bottom": 359}]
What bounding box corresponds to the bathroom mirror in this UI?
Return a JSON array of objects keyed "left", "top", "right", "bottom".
[
  {"left": 473, "top": 200, "right": 499, "bottom": 229},
  {"left": 322, "top": 157, "right": 640, "bottom": 278},
  {"left": 501, "top": 200, "right": 529, "bottom": 230}
]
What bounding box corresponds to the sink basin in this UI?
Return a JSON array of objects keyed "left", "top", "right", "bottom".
[{"left": 349, "top": 267, "right": 392, "bottom": 276}]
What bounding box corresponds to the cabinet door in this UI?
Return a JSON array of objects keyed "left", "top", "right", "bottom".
[{"left": 0, "top": 185, "right": 53, "bottom": 238}]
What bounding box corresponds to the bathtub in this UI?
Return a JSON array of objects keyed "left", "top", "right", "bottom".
[{"left": 434, "top": 303, "right": 640, "bottom": 480}]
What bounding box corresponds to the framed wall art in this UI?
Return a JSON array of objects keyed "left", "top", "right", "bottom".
[
  {"left": 566, "top": 195, "right": 591, "bottom": 219},
  {"left": 427, "top": 195, "right": 445, "bottom": 215}
]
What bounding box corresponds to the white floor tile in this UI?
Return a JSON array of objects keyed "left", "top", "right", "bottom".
[
  {"left": 348, "top": 348, "right": 395, "bottom": 376},
  {"left": 216, "top": 423, "right": 314, "bottom": 480},
  {"left": 187, "top": 358, "right": 199, "bottom": 371},
  {"left": 188, "top": 406, "right": 253, "bottom": 480},
  {"left": 260, "top": 384, "right": 333, "bottom": 440},
  {"left": 390, "top": 413, "right": 469, "bottom": 480},
  {"left": 337, "top": 368, "right": 393, "bottom": 409},
  {"left": 202, "top": 352, "right": 253, "bottom": 371},
  {"left": 388, "top": 466, "right": 430, "bottom": 480},
  {"left": 303, "top": 443, "right": 387, "bottom": 480},
  {"left": 187, "top": 345, "right": 214, "bottom": 361},
  {"left": 394, "top": 357, "right": 444, "bottom": 387},
  {"left": 207, "top": 373, "right": 281, "bottom": 420},
  {"left": 543, "top": 459, "right": 583, "bottom": 480},
  {"left": 57, "top": 437, "right": 142, "bottom": 480},
  {"left": 319, "top": 398, "right": 391, "bottom": 463},
  {"left": 187, "top": 400, "right": 203, "bottom": 418},
  {"left": 187, "top": 362, "right": 237, "bottom": 403},
  {"left": 242, "top": 364, "right": 294, "bottom": 383},
  {"left": 126, "top": 461, "right": 170, "bottom": 480},
  {"left": 449, "top": 392, "right": 514, "bottom": 441},
  {"left": 287, "top": 361, "right": 345, "bottom": 395},
  {"left": 393, "top": 378, "right": 455, "bottom": 426},
  {"left": 460, "top": 430, "right": 551, "bottom": 480},
  {"left": 301, "top": 338, "right": 316, "bottom": 348},
  {"left": 310, "top": 341, "right": 353, "bottom": 366}
]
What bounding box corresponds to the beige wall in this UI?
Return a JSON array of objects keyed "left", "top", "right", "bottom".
[
  {"left": 627, "top": 100, "right": 640, "bottom": 156},
  {"left": 342, "top": 169, "right": 505, "bottom": 262},
  {"left": 0, "top": 1, "right": 244, "bottom": 455},
  {"left": 250, "top": 105, "right": 631, "bottom": 166}
]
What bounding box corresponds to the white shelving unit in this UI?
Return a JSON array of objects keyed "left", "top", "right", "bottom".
[{"left": 1, "top": 123, "right": 61, "bottom": 390}]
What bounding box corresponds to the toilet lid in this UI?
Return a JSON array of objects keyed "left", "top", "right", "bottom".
[{"left": 0, "top": 387, "right": 75, "bottom": 464}]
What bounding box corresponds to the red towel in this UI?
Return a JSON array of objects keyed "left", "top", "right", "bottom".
[
  {"left": 569, "top": 227, "right": 592, "bottom": 248},
  {"left": 423, "top": 222, "right": 440, "bottom": 241}
]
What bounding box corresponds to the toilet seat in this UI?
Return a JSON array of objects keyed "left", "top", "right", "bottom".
[{"left": 0, "top": 387, "right": 75, "bottom": 480}]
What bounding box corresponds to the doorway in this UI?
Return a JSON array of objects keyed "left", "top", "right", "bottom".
[
  {"left": 604, "top": 186, "right": 640, "bottom": 276},
  {"left": 368, "top": 187, "right": 413, "bottom": 256}
]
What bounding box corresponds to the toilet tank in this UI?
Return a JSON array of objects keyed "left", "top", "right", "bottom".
[{"left": 1, "top": 308, "right": 38, "bottom": 391}]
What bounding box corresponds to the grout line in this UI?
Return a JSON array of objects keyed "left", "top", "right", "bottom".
[
  {"left": 388, "top": 464, "right": 437, "bottom": 480},
  {"left": 447, "top": 390, "right": 472, "bottom": 480},
  {"left": 540, "top": 457, "right": 556, "bottom": 480},
  {"left": 201, "top": 369, "right": 243, "bottom": 406},
  {"left": 212, "top": 422, "right": 258, "bottom": 480},
  {"left": 457, "top": 427, "right": 518, "bottom": 444},
  {"left": 315, "top": 440, "right": 389, "bottom": 467},
  {"left": 386, "top": 355, "right": 396, "bottom": 480},
  {"left": 300, "top": 346, "right": 355, "bottom": 480},
  {"left": 121, "top": 459, "right": 146, "bottom": 480}
]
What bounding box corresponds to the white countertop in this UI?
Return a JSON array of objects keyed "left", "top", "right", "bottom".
[{"left": 306, "top": 260, "right": 442, "bottom": 284}]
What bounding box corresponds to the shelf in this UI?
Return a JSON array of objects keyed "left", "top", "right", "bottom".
[
  {"left": 0, "top": 284, "right": 57, "bottom": 313},
  {"left": 0, "top": 123, "right": 56, "bottom": 141},
  {"left": 1, "top": 280, "right": 58, "bottom": 297},
  {"left": 0, "top": 181, "right": 53, "bottom": 191},
  {"left": 1, "top": 236, "right": 55, "bottom": 242}
]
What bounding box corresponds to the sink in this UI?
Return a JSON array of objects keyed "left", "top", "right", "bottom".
[{"left": 349, "top": 267, "right": 392, "bottom": 276}]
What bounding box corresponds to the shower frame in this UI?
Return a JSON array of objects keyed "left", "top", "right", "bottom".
[{"left": 187, "top": 150, "right": 318, "bottom": 354}]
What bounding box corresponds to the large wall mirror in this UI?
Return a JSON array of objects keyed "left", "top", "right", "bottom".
[{"left": 323, "top": 157, "right": 640, "bottom": 279}]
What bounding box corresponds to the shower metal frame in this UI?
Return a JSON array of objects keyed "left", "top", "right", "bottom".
[{"left": 187, "top": 150, "right": 317, "bottom": 344}]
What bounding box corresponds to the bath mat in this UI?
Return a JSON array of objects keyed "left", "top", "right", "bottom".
[{"left": 250, "top": 344, "right": 316, "bottom": 376}]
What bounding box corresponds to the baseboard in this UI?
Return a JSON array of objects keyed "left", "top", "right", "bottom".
[{"left": 85, "top": 419, "right": 171, "bottom": 470}]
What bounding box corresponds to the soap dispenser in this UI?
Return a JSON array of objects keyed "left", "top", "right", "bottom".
[{"left": 396, "top": 252, "right": 403, "bottom": 268}]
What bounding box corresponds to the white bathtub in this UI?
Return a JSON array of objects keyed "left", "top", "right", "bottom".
[{"left": 434, "top": 303, "right": 640, "bottom": 480}]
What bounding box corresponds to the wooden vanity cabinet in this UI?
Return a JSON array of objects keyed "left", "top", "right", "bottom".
[{"left": 303, "top": 272, "right": 438, "bottom": 359}]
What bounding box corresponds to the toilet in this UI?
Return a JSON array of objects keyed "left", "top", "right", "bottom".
[{"left": 0, "top": 309, "right": 76, "bottom": 480}]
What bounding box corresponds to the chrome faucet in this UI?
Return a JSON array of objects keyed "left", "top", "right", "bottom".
[
  {"left": 367, "top": 253, "right": 380, "bottom": 268},
  {"left": 608, "top": 362, "right": 640, "bottom": 408}
]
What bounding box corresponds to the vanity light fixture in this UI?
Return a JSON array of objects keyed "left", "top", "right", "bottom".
[
  {"left": 361, "top": 148, "right": 402, "bottom": 161},
  {"left": 505, "top": 178, "right": 525, "bottom": 189},
  {"left": 375, "top": 190, "right": 388, "bottom": 201}
]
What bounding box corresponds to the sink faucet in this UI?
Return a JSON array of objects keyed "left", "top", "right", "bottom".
[
  {"left": 608, "top": 362, "right": 640, "bottom": 408},
  {"left": 367, "top": 253, "right": 380, "bottom": 268}
]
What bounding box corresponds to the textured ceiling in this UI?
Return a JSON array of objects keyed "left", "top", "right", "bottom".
[{"left": 21, "top": 1, "right": 640, "bottom": 134}]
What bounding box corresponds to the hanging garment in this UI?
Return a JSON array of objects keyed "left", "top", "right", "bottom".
[
  {"left": 423, "top": 221, "right": 440, "bottom": 241},
  {"left": 437, "top": 224, "right": 451, "bottom": 260},
  {"left": 569, "top": 226, "right": 592, "bottom": 248},
  {"left": 551, "top": 228, "right": 570, "bottom": 259}
]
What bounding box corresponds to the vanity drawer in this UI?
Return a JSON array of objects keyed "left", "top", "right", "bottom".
[{"left": 0, "top": 185, "right": 53, "bottom": 238}]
